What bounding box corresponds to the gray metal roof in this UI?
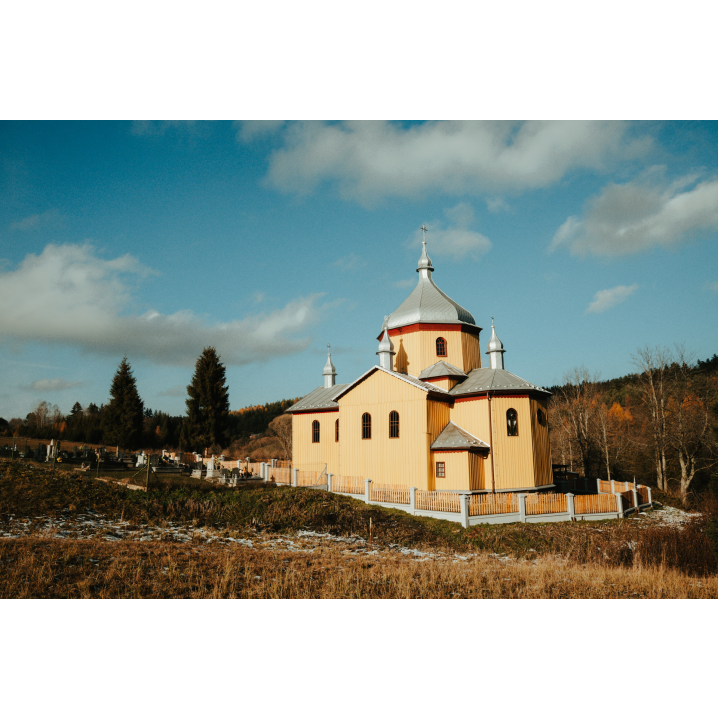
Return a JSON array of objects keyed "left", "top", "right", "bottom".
[
  {"left": 286, "top": 384, "right": 349, "bottom": 413},
  {"left": 331, "top": 366, "right": 450, "bottom": 402},
  {"left": 387, "top": 272, "right": 477, "bottom": 331},
  {"left": 419, "top": 360, "right": 467, "bottom": 380},
  {"left": 449, "top": 368, "right": 551, "bottom": 397},
  {"left": 431, "top": 421, "right": 490, "bottom": 451}
]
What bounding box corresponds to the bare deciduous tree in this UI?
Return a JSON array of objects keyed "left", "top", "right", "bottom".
[{"left": 267, "top": 414, "right": 292, "bottom": 461}]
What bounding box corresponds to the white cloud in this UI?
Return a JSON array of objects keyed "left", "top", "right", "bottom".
[
  {"left": 586, "top": 284, "right": 638, "bottom": 314},
  {"left": 246, "top": 121, "right": 647, "bottom": 204},
  {"left": 486, "top": 197, "right": 510, "bottom": 213},
  {"left": 10, "top": 210, "right": 62, "bottom": 231},
  {"left": 28, "top": 378, "right": 83, "bottom": 392},
  {"left": 551, "top": 171, "right": 718, "bottom": 256},
  {"left": 411, "top": 203, "right": 492, "bottom": 261},
  {"left": 0, "top": 243, "right": 323, "bottom": 366}
]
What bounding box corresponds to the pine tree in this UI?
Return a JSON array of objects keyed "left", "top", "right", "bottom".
[
  {"left": 185, "top": 347, "right": 230, "bottom": 452},
  {"left": 102, "top": 357, "right": 144, "bottom": 449}
]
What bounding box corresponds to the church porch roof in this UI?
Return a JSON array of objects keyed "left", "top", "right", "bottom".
[{"left": 431, "top": 421, "right": 490, "bottom": 451}]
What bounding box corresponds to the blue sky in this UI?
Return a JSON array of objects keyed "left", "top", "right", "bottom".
[{"left": 1, "top": 120, "right": 718, "bottom": 420}]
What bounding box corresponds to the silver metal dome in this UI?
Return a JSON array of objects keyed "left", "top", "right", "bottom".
[
  {"left": 322, "top": 348, "right": 337, "bottom": 388},
  {"left": 377, "top": 316, "right": 396, "bottom": 370},
  {"left": 485, "top": 318, "right": 505, "bottom": 370},
  {"left": 387, "top": 243, "right": 476, "bottom": 331}
]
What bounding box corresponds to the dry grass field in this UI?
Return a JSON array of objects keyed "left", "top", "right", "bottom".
[{"left": 1, "top": 457, "right": 716, "bottom": 599}]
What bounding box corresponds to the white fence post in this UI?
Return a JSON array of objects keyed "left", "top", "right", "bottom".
[
  {"left": 647, "top": 486, "right": 652, "bottom": 506},
  {"left": 610, "top": 479, "right": 615, "bottom": 494},
  {"left": 410, "top": 487, "right": 417, "bottom": 515},
  {"left": 292, "top": 468, "right": 298, "bottom": 487},
  {"left": 365, "top": 479, "right": 372, "bottom": 504},
  {"left": 459, "top": 494, "right": 469, "bottom": 529},
  {"left": 625, "top": 481, "right": 630, "bottom": 492},
  {"left": 518, "top": 493, "right": 527, "bottom": 522},
  {"left": 327, "top": 473, "right": 333, "bottom": 492},
  {"left": 615, "top": 492, "right": 624, "bottom": 518},
  {"left": 567, "top": 492, "right": 575, "bottom": 520},
  {"left": 632, "top": 488, "right": 639, "bottom": 511},
  {"left": 596, "top": 478, "right": 602, "bottom": 493}
]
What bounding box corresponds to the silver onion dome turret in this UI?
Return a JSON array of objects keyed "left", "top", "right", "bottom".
[
  {"left": 485, "top": 317, "right": 506, "bottom": 370},
  {"left": 416, "top": 241, "right": 434, "bottom": 275},
  {"left": 376, "top": 316, "right": 396, "bottom": 371},
  {"left": 322, "top": 348, "right": 337, "bottom": 388}
]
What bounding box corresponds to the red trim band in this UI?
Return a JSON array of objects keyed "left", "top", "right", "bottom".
[{"left": 376, "top": 322, "right": 482, "bottom": 340}]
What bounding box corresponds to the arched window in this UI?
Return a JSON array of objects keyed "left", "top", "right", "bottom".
[
  {"left": 389, "top": 410, "right": 399, "bottom": 438},
  {"left": 506, "top": 409, "right": 518, "bottom": 437},
  {"left": 436, "top": 337, "right": 447, "bottom": 357},
  {"left": 312, "top": 420, "right": 320, "bottom": 443},
  {"left": 362, "top": 413, "right": 372, "bottom": 440},
  {"left": 335, "top": 418, "right": 339, "bottom": 442},
  {"left": 537, "top": 408, "right": 546, "bottom": 426}
]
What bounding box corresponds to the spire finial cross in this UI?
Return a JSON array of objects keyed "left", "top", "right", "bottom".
[
  {"left": 420, "top": 223, "right": 428, "bottom": 241},
  {"left": 491, "top": 314, "right": 494, "bottom": 327},
  {"left": 327, "top": 343, "right": 331, "bottom": 354}
]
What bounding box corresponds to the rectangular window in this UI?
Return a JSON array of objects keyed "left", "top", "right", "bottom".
[{"left": 436, "top": 461, "right": 445, "bottom": 478}]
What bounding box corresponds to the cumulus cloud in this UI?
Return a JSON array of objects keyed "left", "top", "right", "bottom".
[
  {"left": 551, "top": 171, "right": 718, "bottom": 256},
  {"left": 28, "top": 378, "right": 83, "bottom": 392},
  {"left": 411, "top": 203, "right": 492, "bottom": 261},
  {"left": 486, "top": 197, "right": 510, "bottom": 213},
  {"left": 586, "top": 284, "right": 638, "bottom": 314},
  {"left": 244, "top": 121, "right": 647, "bottom": 204},
  {"left": 10, "top": 210, "right": 62, "bottom": 231},
  {"left": 0, "top": 243, "right": 323, "bottom": 366}
]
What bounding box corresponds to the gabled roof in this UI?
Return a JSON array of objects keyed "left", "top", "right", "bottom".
[
  {"left": 285, "top": 384, "right": 349, "bottom": 413},
  {"left": 419, "top": 360, "right": 468, "bottom": 380},
  {"left": 387, "top": 272, "right": 477, "bottom": 331},
  {"left": 431, "top": 421, "right": 490, "bottom": 451},
  {"left": 449, "top": 368, "right": 551, "bottom": 397},
  {"left": 331, "top": 365, "right": 449, "bottom": 403}
]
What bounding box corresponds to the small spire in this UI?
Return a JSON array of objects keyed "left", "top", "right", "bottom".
[
  {"left": 486, "top": 317, "right": 506, "bottom": 370},
  {"left": 377, "top": 315, "right": 396, "bottom": 371},
  {"left": 416, "top": 239, "right": 434, "bottom": 274},
  {"left": 323, "top": 346, "right": 337, "bottom": 388}
]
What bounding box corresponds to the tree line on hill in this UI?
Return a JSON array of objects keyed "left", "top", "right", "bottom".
[
  {"left": 0, "top": 347, "right": 297, "bottom": 457},
  {"left": 548, "top": 347, "right": 718, "bottom": 505}
]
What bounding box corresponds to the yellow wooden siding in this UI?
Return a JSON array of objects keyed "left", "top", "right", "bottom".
[
  {"left": 392, "top": 329, "right": 466, "bottom": 376},
  {"left": 530, "top": 397, "right": 552, "bottom": 486},
  {"left": 426, "top": 399, "right": 451, "bottom": 489},
  {"left": 468, "top": 451, "right": 487, "bottom": 490},
  {"left": 461, "top": 333, "right": 482, "bottom": 371},
  {"left": 449, "top": 396, "right": 494, "bottom": 490},
  {"left": 292, "top": 411, "right": 340, "bottom": 475},
  {"left": 432, "top": 451, "right": 470, "bottom": 490},
  {"left": 488, "top": 396, "right": 536, "bottom": 489},
  {"left": 427, "top": 378, "right": 452, "bottom": 391},
  {"left": 337, "top": 370, "right": 430, "bottom": 489}
]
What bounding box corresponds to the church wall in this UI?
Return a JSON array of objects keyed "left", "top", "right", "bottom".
[
  {"left": 292, "top": 410, "right": 340, "bottom": 475},
  {"left": 432, "top": 451, "right": 471, "bottom": 491},
  {"left": 337, "top": 370, "right": 430, "bottom": 489},
  {"left": 468, "top": 451, "right": 487, "bottom": 491},
  {"left": 426, "top": 399, "right": 451, "bottom": 490},
  {"left": 461, "top": 333, "right": 482, "bottom": 372},
  {"left": 392, "top": 328, "right": 465, "bottom": 376},
  {"left": 489, "top": 395, "right": 537, "bottom": 490},
  {"left": 530, "top": 397, "right": 553, "bottom": 486},
  {"left": 450, "top": 397, "right": 494, "bottom": 488}
]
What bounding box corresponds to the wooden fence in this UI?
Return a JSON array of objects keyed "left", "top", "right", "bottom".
[
  {"left": 297, "top": 470, "right": 321, "bottom": 486},
  {"left": 637, "top": 486, "right": 649, "bottom": 505},
  {"left": 525, "top": 493, "right": 567, "bottom": 515},
  {"left": 332, "top": 476, "right": 364, "bottom": 494},
  {"left": 416, "top": 491, "right": 461, "bottom": 513},
  {"left": 276, "top": 460, "right": 292, "bottom": 469},
  {"left": 597, "top": 479, "right": 613, "bottom": 493},
  {"left": 468, "top": 493, "right": 518, "bottom": 516},
  {"left": 370, "top": 484, "right": 410, "bottom": 505},
  {"left": 246, "top": 462, "right": 262, "bottom": 476},
  {"left": 268, "top": 467, "right": 292, "bottom": 484},
  {"left": 574, "top": 493, "right": 617, "bottom": 515},
  {"left": 619, "top": 490, "right": 635, "bottom": 509}
]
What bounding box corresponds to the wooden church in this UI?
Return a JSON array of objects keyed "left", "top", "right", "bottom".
[{"left": 286, "top": 241, "right": 553, "bottom": 493}]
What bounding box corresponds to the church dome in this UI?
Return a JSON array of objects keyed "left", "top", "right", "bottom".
[{"left": 386, "top": 242, "right": 476, "bottom": 331}]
